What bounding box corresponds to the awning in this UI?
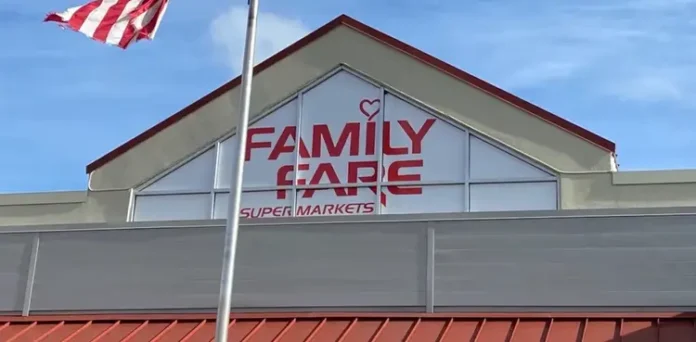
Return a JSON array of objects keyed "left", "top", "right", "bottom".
[{"left": 0, "top": 312, "right": 694, "bottom": 341}]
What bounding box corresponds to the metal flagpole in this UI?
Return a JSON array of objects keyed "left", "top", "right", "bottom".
[{"left": 214, "top": 0, "right": 259, "bottom": 340}]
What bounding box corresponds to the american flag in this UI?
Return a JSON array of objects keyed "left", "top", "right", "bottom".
[{"left": 44, "top": 0, "right": 169, "bottom": 49}]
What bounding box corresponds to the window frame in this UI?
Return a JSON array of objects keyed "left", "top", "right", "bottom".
[{"left": 129, "top": 65, "right": 560, "bottom": 221}]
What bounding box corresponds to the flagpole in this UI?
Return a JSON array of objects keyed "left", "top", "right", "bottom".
[{"left": 214, "top": 0, "right": 259, "bottom": 340}]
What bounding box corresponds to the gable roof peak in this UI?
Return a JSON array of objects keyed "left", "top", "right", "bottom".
[{"left": 86, "top": 14, "right": 615, "bottom": 174}]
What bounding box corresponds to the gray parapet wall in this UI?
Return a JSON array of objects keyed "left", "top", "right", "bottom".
[{"left": 1, "top": 207, "right": 696, "bottom": 315}]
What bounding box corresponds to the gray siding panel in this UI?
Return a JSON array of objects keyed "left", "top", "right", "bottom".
[
  {"left": 31, "top": 228, "right": 225, "bottom": 311},
  {"left": 433, "top": 216, "right": 696, "bottom": 307},
  {"left": 30, "top": 222, "right": 426, "bottom": 311},
  {"left": 0, "top": 234, "right": 33, "bottom": 312},
  {"left": 234, "top": 223, "right": 426, "bottom": 307},
  {"left": 5, "top": 209, "right": 696, "bottom": 313}
]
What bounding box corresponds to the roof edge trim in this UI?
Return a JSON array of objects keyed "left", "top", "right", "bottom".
[
  {"left": 3, "top": 311, "right": 695, "bottom": 322},
  {"left": 84, "top": 15, "right": 348, "bottom": 174},
  {"left": 85, "top": 14, "right": 616, "bottom": 174},
  {"left": 336, "top": 18, "right": 616, "bottom": 154}
]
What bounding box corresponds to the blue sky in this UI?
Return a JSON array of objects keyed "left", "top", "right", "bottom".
[{"left": 1, "top": 0, "right": 695, "bottom": 193}]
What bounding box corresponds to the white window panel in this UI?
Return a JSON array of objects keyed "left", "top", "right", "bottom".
[
  {"left": 382, "top": 94, "right": 467, "bottom": 183},
  {"left": 297, "top": 70, "right": 381, "bottom": 185},
  {"left": 296, "top": 186, "right": 377, "bottom": 217},
  {"left": 214, "top": 190, "right": 293, "bottom": 219},
  {"left": 143, "top": 148, "right": 216, "bottom": 192},
  {"left": 469, "top": 136, "right": 553, "bottom": 181},
  {"left": 216, "top": 99, "right": 298, "bottom": 189},
  {"left": 381, "top": 184, "right": 466, "bottom": 215},
  {"left": 469, "top": 182, "right": 557, "bottom": 212},
  {"left": 133, "top": 194, "right": 211, "bottom": 221}
]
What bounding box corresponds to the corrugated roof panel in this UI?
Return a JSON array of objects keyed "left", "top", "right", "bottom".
[{"left": 0, "top": 313, "right": 695, "bottom": 341}]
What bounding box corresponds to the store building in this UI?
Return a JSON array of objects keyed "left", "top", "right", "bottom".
[{"left": 1, "top": 14, "right": 696, "bottom": 341}]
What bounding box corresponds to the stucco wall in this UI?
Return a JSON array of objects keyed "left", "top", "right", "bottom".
[
  {"left": 3, "top": 25, "right": 694, "bottom": 226},
  {"left": 0, "top": 190, "right": 130, "bottom": 226},
  {"left": 87, "top": 25, "right": 614, "bottom": 192},
  {"left": 560, "top": 171, "right": 696, "bottom": 209},
  {"left": 1, "top": 172, "right": 696, "bottom": 226}
]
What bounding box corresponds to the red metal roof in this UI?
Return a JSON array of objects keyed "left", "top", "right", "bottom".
[
  {"left": 85, "top": 14, "right": 616, "bottom": 174},
  {"left": 2, "top": 312, "right": 694, "bottom": 341}
]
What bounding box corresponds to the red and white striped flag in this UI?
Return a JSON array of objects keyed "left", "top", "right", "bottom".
[{"left": 44, "top": 0, "right": 169, "bottom": 49}]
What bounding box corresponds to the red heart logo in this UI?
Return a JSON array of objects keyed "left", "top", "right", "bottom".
[{"left": 359, "top": 99, "right": 380, "bottom": 121}]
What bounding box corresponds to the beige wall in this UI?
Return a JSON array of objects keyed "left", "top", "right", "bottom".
[
  {"left": 0, "top": 190, "right": 130, "bottom": 226},
  {"left": 561, "top": 171, "right": 696, "bottom": 209},
  {"left": 87, "top": 25, "right": 615, "bottom": 192},
  {"left": 2, "top": 24, "right": 693, "bottom": 226},
  {"left": 1, "top": 171, "right": 695, "bottom": 226}
]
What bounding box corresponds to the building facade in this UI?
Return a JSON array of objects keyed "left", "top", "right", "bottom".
[
  {"left": 2, "top": 16, "right": 696, "bottom": 226},
  {"left": 1, "top": 14, "right": 696, "bottom": 341}
]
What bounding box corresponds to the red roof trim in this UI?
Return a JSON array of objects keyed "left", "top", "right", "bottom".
[
  {"left": 2, "top": 311, "right": 695, "bottom": 322},
  {"left": 85, "top": 14, "right": 616, "bottom": 174},
  {"left": 337, "top": 18, "right": 616, "bottom": 154}
]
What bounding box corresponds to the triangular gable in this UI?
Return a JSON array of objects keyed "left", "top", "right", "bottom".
[
  {"left": 86, "top": 14, "right": 615, "bottom": 177},
  {"left": 132, "top": 67, "right": 558, "bottom": 220}
]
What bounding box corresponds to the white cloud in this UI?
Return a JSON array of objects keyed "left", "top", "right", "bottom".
[
  {"left": 577, "top": 0, "right": 696, "bottom": 11},
  {"left": 210, "top": 6, "right": 310, "bottom": 73},
  {"left": 606, "top": 75, "right": 683, "bottom": 102},
  {"left": 504, "top": 61, "right": 585, "bottom": 89},
  {"left": 433, "top": 1, "right": 696, "bottom": 104}
]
